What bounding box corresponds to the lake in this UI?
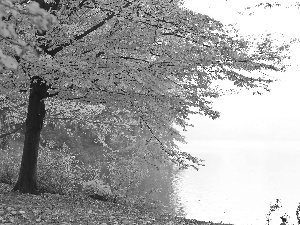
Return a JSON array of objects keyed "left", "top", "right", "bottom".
[{"left": 170, "top": 140, "right": 300, "bottom": 225}]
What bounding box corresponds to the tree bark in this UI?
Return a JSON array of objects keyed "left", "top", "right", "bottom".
[{"left": 13, "top": 76, "right": 49, "bottom": 194}]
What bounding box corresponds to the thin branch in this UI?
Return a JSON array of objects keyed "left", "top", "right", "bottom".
[
  {"left": 78, "top": 0, "right": 89, "bottom": 8},
  {"left": 118, "top": 56, "right": 150, "bottom": 63},
  {"left": 48, "top": 12, "right": 115, "bottom": 55},
  {"left": 49, "top": 1, "right": 134, "bottom": 56},
  {"left": 0, "top": 123, "right": 25, "bottom": 139},
  {"left": 139, "top": 116, "right": 171, "bottom": 157},
  {"left": 0, "top": 34, "right": 26, "bottom": 48}
]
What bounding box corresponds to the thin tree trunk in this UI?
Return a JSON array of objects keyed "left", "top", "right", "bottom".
[{"left": 13, "top": 76, "right": 49, "bottom": 194}]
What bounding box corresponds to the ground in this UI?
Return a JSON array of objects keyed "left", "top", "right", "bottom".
[{"left": 0, "top": 183, "right": 233, "bottom": 225}]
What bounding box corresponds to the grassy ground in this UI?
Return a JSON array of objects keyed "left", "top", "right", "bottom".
[{"left": 0, "top": 183, "right": 233, "bottom": 225}]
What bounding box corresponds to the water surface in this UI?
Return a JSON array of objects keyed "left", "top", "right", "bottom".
[{"left": 172, "top": 140, "right": 300, "bottom": 225}]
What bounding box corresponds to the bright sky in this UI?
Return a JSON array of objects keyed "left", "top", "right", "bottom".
[{"left": 180, "top": 0, "right": 300, "bottom": 142}]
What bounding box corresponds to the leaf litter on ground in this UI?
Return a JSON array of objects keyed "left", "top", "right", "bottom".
[{"left": 0, "top": 183, "right": 233, "bottom": 225}]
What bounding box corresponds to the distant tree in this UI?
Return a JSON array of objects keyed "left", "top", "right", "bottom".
[{"left": 0, "top": 0, "right": 290, "bottom": 194}]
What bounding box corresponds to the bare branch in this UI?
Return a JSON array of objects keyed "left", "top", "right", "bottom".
[{"left": 0, "top": 123, "right": 25, "bottom": 139}]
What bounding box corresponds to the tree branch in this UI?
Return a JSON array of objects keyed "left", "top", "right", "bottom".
[
  {"left": 49, "top": 1, "right": 134, "bottom": 56},
  {"left": 139, "top": 116, "right": 171, "bottom": 157},
  {"left": 49, "top": 12, "right": 115, "bottom": 56},
  {"left": 0, "top": 123, "right": 25, "bottom": 139}
]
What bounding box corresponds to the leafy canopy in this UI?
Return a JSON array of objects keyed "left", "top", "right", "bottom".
[{"left": 0, "top": 0, "right": 290, "bottom": 169}]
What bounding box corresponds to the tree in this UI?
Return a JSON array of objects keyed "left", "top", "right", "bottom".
[{"left": 0, "top": 0, "right": 289, "bottom": 194}]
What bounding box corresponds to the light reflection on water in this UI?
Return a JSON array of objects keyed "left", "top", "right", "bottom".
[{"left": 171, "top": 141, "right": 300, "bottom": 225}]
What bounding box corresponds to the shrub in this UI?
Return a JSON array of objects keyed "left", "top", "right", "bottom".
[
  {"left": 0, "top": 148, "right": 19, "bottom": 185},
  {"left": 109, "top": 157, "right": 148, "bottom": 198},
  {"left": 81, "top": 178, "right": 113, "bottom": 201},
  {"left": 1, "top": 140, "right": 176, "bottom": 217},
  {"left": 37, "top": 144, "right": 85, "bottom": 195}
]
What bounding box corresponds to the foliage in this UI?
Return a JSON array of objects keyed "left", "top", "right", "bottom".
[
  {"left": 242, "top": 1, "right": 300, "bottom": 15},
  {"left": 0, "top": 94, "right": 27, "bottom": 137},
  {"left": 0, "top": 94, "right": 181, "bottom": 208},
  {"left": 82, "top": 178, "right": 112, "bottom": 198},
  {"left": 0, "top": 134, "right": 177, "bottom": 210},
  {"left": 266, "top": 198, "right": 282, "bottom": 225},
  {"left": 265, "top": 199, "right": 292, "bottom": 225},
  {"left": 0, "top": 0, "right": 292, "bottom": 177},
  {"left": 37, "top": 144, "right": 85, "bottom": 195},
  {"left": 0, "top": 0, "right": 56, "bottom": 69},
  {"left": 0, "top": 148, "right": 19, "bottom": 184},
  {"left": 0, "top": 142, "right": 82, "bottom": 195},
  {"left": 297, "top": 203, "right": 300, "bottom": 225}
]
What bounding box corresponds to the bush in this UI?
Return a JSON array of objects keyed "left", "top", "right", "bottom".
[
  {"left": 37, "top": 144, "right": 85, "bottom": 195},
  {"left": 0, "top": 141, "right": 175, "bottom": 216},
  {"left": 81, "top": 178, "right": 114, "bottom": 201},
  {"left": 0, "top": 148, "right": 19, "bottom": 185}
]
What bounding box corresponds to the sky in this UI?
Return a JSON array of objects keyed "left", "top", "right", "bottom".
[{"left": 179, "top": 0, "right": 300, "bottom": 143}]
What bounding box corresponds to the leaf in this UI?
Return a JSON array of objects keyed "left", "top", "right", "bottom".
[
  {"left": 7, "top": 24, "right": 17, "bottom": 39},
  {"left": 27, "top": 2, "right": 45, "bottom": 16},
  {"left": 12, "top": 45, "right": 22, "bottom": 56},
  {"left": 0, "top": 48, "right": 5, "bottom": 58},
  {"left": 0, "top": 55, "right": 18, "bottom": 69},
  {"left": 1, "top": 0, "right": 13, "bottom": 7},
  {"left": 0, "top": 21, "right": 10, "bottom": 37},
  {"left": 0, "top": 6, "right": 7, "bottom": 19},
  {"left": 11, "top": 9, "right": 18, "bottom": 18},
  {"left": 17, "top": 39, "right": 26, "bottom": 47}
]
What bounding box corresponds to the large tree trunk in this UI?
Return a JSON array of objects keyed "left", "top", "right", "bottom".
[{"left": 13, "top": 76, "right": 49, "bottom": 194}]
